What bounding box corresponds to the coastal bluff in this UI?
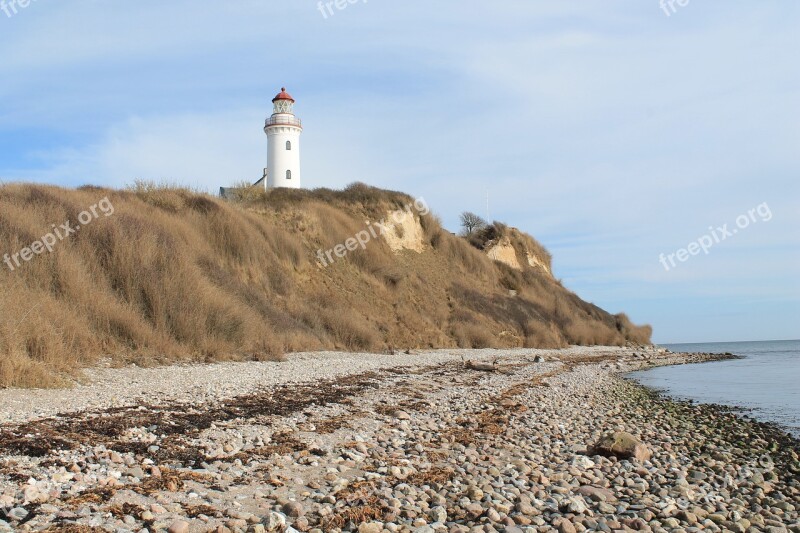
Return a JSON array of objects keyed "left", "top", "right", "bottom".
[{"left": 0, "top": 182, "right": 651, "bottom": 388}]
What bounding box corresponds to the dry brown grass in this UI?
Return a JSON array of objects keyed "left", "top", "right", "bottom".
[
  {"left": 615, "top": 313, "right": 654, "bottom": 345},
  {"left": 523, "top": 319, "right": 568, "bottom": 349},
  {"left": 0, "top": 182, "right": 651, "bottom": 388}
]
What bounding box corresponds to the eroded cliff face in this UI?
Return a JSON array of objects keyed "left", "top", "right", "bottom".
[
  {"left": 380, "top": 214, "right": 553, "bottom": 278},
  {"left": 381, "top": 210, "right": 426, "bottom": 253},
  {"left": 526, "top": 251, "right": 552, "bottom": 276},
  {"left": 486, "top": 237, "right": 521, "bottom": 270},
  {"left": 484, "top": 231, "right": 553, "bottom": 277}
]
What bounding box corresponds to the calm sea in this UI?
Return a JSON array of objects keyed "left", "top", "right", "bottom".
[{"left": 629, "top": 340, "right": 800, "bottom": 437}]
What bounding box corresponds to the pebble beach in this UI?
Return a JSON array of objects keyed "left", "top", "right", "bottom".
[{"left": 0, "top": 346, "right": 798, "bottom": 532}]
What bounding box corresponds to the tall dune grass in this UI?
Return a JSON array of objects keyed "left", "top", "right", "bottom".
[{"left": 0, "top": 182, "right": 652, "bottom": 388}]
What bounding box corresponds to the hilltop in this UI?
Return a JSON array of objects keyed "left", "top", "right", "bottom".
[{"left": 0, "top": 182, "right": 651, "bottom": 388}]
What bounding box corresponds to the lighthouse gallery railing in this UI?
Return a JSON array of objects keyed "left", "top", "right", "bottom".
[{"left": 265, "top": 115, "right": 302, "bottom": 128}]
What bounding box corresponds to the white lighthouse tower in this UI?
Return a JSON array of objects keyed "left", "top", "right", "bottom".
[{"left": 264, "top": 87, "right": 302, "bottom": 189}]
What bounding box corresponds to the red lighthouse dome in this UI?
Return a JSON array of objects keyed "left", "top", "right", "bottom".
[{"left": 272, "top": 87, "right": 295, "bottom": 103}]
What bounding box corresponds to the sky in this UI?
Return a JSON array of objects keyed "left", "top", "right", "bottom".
[{"left": 1, "top": 1, "right": 798, "bottom": 344}]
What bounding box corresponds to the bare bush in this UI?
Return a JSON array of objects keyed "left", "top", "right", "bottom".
[{"left": 459, "top": 211, "right": 487, "bottom": 236}]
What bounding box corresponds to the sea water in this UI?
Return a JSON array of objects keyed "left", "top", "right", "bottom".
[{"left": 629, "top": 340, "right": 800, "bottom": 437}]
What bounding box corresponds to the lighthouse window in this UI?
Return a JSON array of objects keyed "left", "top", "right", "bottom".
[
  {"left": 286, "top": 141, "right": 292, "bottom": 151},
  {"left": 286, "top": 170, "right": 292, "bottom": 180}
]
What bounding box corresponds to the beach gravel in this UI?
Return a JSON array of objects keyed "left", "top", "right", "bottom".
[{"left": 0, "top": 346, "right": 798, "bottom": 532}]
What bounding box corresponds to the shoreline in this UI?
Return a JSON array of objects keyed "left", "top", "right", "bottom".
[
  {"left": 628, "top": 350, "right": 800, "bottom": 440},
  {"left": 1, "top": 347, "right": 798, "bottom": 532},
  {"left": 630, "top": 377, "right": 800, "bottom": 450}
]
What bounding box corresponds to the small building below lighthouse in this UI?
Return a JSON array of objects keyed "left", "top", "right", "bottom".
[{"left": 264, "top": 87, "right": 303, "bottom": 189}]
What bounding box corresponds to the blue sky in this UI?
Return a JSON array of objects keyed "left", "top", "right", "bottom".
[{"left": 1, "top": 1, "right": 798, "bottom": 343}]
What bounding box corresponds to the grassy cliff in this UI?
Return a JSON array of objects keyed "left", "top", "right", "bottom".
[{"left": 0, "top": 182, "right": 651, "bottom": 388}]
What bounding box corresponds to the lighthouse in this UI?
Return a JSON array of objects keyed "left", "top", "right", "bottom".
[{"left": 264, "top": 87, "right": 302, "bottom": 189}]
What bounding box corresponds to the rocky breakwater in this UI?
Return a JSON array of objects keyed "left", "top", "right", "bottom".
[{"left": 0, "top": 346, "right": 797, "bottom": 532}]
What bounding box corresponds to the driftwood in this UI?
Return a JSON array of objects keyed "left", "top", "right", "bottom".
[
  {"left": 464, "top": 360, "right": 499, "bottom": 372},
  {"left": 461, "top": 355, "right": 510, "bottom": 373}
]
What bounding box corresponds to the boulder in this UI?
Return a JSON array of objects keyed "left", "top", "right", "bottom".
[{"left": 589, "top": 431, "right": 652, "bottom": 462}]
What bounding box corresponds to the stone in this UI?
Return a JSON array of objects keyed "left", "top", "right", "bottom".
[
  {"left": 429, "top": 506, "right": 447, "bottom": 523},
  {"left": 709, "top": 513, "right": 727, "bottom": 524},
  {"left": 561, "top": 496, "right": 588, "bottom": 515},
  {"left": 52, "top": 471, "right": 74, "bottom": 483},
  {"left": 597, "top": 502, "right": 616, "bottom": 514},
  {"left": 465, "top": 503, "right": 484, "bottom": 518},
  {"left": 264, "top": 512, "right": 287, "bottom": 532},
  {"left": 515, "top": 501, "right": 537, "bottom": 516},
  {"left": 487, "top": 508, "right": 502, "bottom": 522},
  {"left": 8, "top": 508, "right": 29, "bottom": 521},
  {"left": 467, "top": 486, "right": 484, "bottom": 501},
  {"left": 662, "top": 517, "right": 680, "bottom": 528},
  {"left": 282, "top": 501, "right": 304, "bottom": 518},
  {"left": 227, "top": 519, "right": 248, "bottom": 529},
  {"left": 168, "top": 520, "right": 190, "bottom": 533},
  {"left": 589, "top": 432, "right": 652, "bottom": 462},
  {"left": 577, "top": 485, "right": 616, "bottom": 502},
  {"left": 127, "top": 466, "right": 146, "bottom": 479},
  {"left": 358, "top": 522, "right": 384, "bottom": 533},
  {"left": 558, "top": 519, "right": 577, "bottom": 533},
  {"left": 22, "top": 486, "right": 43, "bottom": 503},
  {"left": 572, "top": 456, "right": 595, "bottom": 469},
  {"left": 677, "top": 510, "right": 698, "bottom": 525}
]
